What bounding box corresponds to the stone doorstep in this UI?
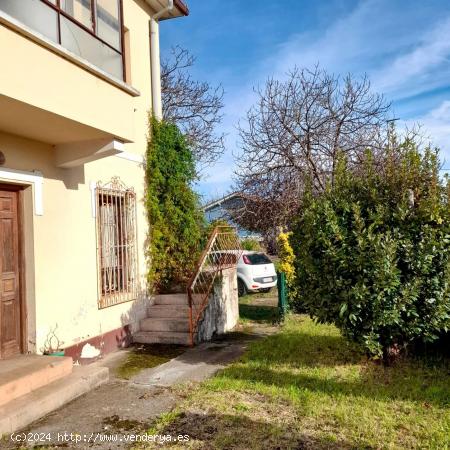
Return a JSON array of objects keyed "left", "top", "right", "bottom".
[
  {"left": 0, "top": 363, "right": 109, "bottom": 437},
  {"left": 0, "top": 355, "right": 73, "bottom": 407}
]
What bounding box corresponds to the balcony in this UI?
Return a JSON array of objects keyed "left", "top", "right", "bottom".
[
  {"left": 0, "top": 0, "right": 140, "bottom": 167},
  {"left": 0, "top": 0, "right": 126, "bottom": 80}
]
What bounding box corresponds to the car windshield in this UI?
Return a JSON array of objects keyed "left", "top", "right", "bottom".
[{"left": 245, "top": 253, "right": 272, "bottom": 265}]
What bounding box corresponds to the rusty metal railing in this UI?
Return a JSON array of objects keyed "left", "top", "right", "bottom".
[{"left": 187, "top": 226, "right": 243, "bottom": 346}]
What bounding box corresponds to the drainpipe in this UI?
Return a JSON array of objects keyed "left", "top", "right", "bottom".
[{"left": 150, "top": 0, "right": 173, "bottom": 120}]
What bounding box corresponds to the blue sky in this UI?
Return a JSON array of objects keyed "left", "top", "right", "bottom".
[{"left": 161, "top": 0, "right": 450, "bottom": 200}]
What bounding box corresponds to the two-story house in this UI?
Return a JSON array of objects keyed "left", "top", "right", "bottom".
[{"left": 0, "top": 0, "right": 188, "bottom": 430}]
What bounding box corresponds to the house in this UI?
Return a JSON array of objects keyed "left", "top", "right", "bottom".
[
  {"left": 203, "top": 192, "right": 262, "bottom": 240},
  {"left": 0, "top": 0, "right": 196, "bottom": 434}
]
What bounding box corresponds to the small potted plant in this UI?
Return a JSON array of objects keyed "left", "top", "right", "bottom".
[{"left": 42, "top": 325, "right": 65, "bottom": 356}]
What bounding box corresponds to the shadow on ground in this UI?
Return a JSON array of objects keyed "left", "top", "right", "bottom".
[
  {"left": 218, "top": 321, "right": 450, "bottom": 408},
  {"left": 238, "top": 303, "right": 280, "bottom": 323},
  {"left": 158, "top": 411, "right": 373, "bottom": 450}
]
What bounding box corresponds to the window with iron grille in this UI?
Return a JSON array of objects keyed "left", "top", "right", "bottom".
[{"left": 96, "top": 177, "right": 137, "bottom": 308}]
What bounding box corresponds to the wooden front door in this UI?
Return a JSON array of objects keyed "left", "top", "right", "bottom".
[{"left": 0, "top": 188, "right": 22, "bottom": 359}]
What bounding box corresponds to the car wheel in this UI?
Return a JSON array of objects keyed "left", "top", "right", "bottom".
[
  {"left": 238, "top": 279, "right": 247, "bottom": 297},
  {"left": 260, "top": 288, "right": 271, "bottom": 293}
]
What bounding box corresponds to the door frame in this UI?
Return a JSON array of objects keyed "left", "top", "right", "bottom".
[{"left": 0, "top": 183, "right": 27, "bottom": 356}]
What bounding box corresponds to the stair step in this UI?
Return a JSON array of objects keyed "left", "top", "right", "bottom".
[
  {"left": 133, "top": 331, "right": 192, "bottom": 346},
  {"left": 147, "top": 305, "right": 190, "bottom": 318},
  {"left": 154, "top": 294, "right": 189, "bottom": 305},
  {"left": 0, "top": 363, "right": 108, "bottom": 436},
  {"left": 154, "top": 294, "right": 206, "bottom": 306},
  {"left": 0, "top": 355, "right": 73, "bottom": 408},
  {"left": 141, "top": 318, "right": 190, "bottom": 332}
]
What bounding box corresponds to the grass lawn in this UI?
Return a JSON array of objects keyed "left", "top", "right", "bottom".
[
  {"left": 238, "top": 291, "right": 280, "bottom": 324},
  {"left": 143, "top": 311, "right": 450, "bottom": 449}
]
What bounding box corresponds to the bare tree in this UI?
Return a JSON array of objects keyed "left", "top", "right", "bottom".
[
  {"left": 161, "top": 46, "right": 225, "bottom": 168},
  {"left": 232, "top": 66, "right": 391, "bottom": 232}
]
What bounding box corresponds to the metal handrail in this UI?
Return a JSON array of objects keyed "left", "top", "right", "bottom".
[{"left": 187, "top": 225, "right": 242, "bottom": 346}]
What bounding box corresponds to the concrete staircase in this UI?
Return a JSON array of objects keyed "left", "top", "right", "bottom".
[
  {"left": 133, "top": 294, "right": 196, "bottom": 346},
  {"left": 0, "top": 355, "right": 108, "bottom": 436}
]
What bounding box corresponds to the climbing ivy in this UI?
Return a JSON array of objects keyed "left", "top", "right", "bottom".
[{"left": 146, "top": 117, "right": 205, "bottom": 293}]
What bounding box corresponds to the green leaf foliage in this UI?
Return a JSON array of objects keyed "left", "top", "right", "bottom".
[
  {"left": 146, "top": 117, "right": 205, "bottom": 292},
  {"left": 276, "top": 229, "right": 298, "bottom": 305},
  {"left": 291, "top": 140, "right": 450, "bottom": 360},
  {"left": 241, "top": 238, "right": 263, "bottom": 252}
]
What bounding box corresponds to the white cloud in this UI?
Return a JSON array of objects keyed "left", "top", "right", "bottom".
[
  {"left": 403, "top": 101, "right": 450, "bottom": 165},
  {"left": 198, "top": 0, "right": 450, "bottom": 195},
  {"left": 267, "top": 0, "right": 433, "bottom": 83},
  {"left": 372, "top": 17, "right": 450, "bottom": 98}
]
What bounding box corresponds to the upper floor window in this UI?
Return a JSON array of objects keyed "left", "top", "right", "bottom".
[
  {"left": 60, "top": 0, "right": 93, "bottom": 30},
  {"left": 0, "top": 0, "right": 124, "bottom": 80}
]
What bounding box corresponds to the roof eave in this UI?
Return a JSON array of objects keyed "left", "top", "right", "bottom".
[
  {"left": 174, "top": 0, "right": 189, "bottom": 17},
  {"left": 203, "top": 192, "right": 243, "bottom": 211},
  {"left": 145, "top": 0, "right": 189, "bottom": 20}
]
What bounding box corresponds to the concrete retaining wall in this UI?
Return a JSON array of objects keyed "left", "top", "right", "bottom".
[{"left": 197, "top": 268, "right": 239, "bottom": 342}]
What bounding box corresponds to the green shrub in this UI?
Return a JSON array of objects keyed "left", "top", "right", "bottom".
[
  {"left": 291, "top": 141, "right": 450, "bottom": 361},
  {"left": 241, "top": 238, "right": 263, "bottom": 252},
  {"left": 207, "top": 218, "right": 233, "bottom": 233},
  {"left": 146, "top": 117, "right": 205, "bottom": 292}
]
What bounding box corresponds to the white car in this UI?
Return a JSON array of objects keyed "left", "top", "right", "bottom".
[{"left": 237, "top": 251, "right": 277, "bottom": 296}]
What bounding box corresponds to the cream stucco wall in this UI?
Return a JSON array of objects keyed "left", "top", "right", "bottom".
[
  {"left": 0, "top": 0, "right": 167, "bottom": 355},
  {"left": 0, "top": 1, "right": 161, "bottom": 145}
]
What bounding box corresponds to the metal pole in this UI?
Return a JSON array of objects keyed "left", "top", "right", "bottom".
[{"left": 277, "top": 271, "right": 288, "bottom": 320}]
